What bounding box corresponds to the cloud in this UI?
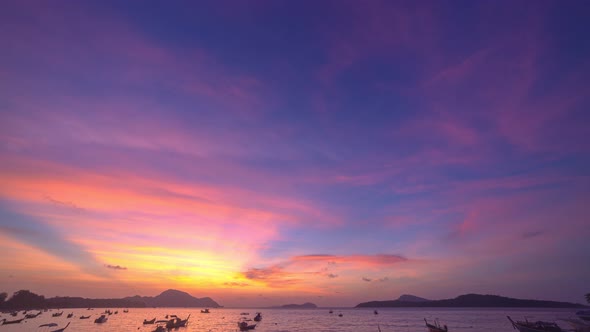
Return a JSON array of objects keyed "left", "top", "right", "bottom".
[
  {"left": 240, "top": 253, "right": 409, "bottom": 288},
  {"left": 241, "top": 266, "right": 303, "bottom": 288},
  {"left": 521, "top": 231, "right": 544, "bottom": 239},
  {"left": 243, "top": 266, "right": 285, "bottom": 280},
  {"left": 44, "top": 195, "right": 85, "bottom": 213},
  {"left": 105, "top": 264, "right": 127, "bottom": 270},
  {"left": 361, "top": 276, "right": 389, "bottom": 283},
  {"left": 361, "top": 277, "right": 389, "bottom": 282},
  {"left": 291, "top": 254, "right": 408, "bottom": 267}
]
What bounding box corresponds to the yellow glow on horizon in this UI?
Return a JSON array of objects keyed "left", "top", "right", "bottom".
[{"left": 0, "top": 157, "right": 375, "bottom": 303}]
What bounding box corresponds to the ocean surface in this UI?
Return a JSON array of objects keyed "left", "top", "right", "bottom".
[{"left": 0, "top": 307, "right": 581, "bottom": 332}]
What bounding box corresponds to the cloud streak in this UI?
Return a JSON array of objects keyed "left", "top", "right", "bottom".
[{"left": 105, "top": 264, "right": 127, "bottom": 271}]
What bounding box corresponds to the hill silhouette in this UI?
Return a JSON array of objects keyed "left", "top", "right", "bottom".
[
  {"left": 397, "top": 294, "right": 429, "bottom": 302},
  {"left": 0, "top": 289, "right": 220, "bottom": 310},
  {"left": 356, "top": 293, "right": 588, "bottom": 308},
  {"left": 124, "top": 289, "right": 220, "bottom": 308},
  {"left": 273, "top": 302, "right": 317, "bottom": 309}
]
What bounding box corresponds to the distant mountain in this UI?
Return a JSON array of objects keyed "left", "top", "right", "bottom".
[
  {"left": 397, "top": 294, "right": 429, "bottom": 302},
  {"left": 356, "top": 293, "right": 588, "bottom": 308},
  {"left": 0, "top": 289, "right": 220, "bottom": 310},
  {"left": 124, "top": 289, "right": 221, "bottom": 308},
  {"left": 274, "top": 302, "right": 318, "bottom": 309},
  {"left": 47, "top": 296, "right": 145, "bottom": 309}
]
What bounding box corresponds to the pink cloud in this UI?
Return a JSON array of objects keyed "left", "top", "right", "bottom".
[
  {"left": 493, "top": 61, "right": 590, "bottom": 153},
  {"left": 414, "top": 12, "right": 590, "bottom": 155},
  {"left": 394, "top": 111, "right": 484, "bottom": 149},
  {"left": 443, "top": 184, "right": 589, "bottom": 257},
  {"left": 317, "top": 2, "right": 438, "bottom": 85},
  {"left": 239, "top": 253, "right": 410, "bottom": 289},
  {"left": 425, "top": 48, "right": 492, "bottom": 87},
  {"left": 377, "top": 169, "right": 590, "bottom": 260},
  {"left": 290, "top": 254, "right": 407, "bottom": 267},
  {"left": 0, "top": 2, "right": 271, "bottom": 119},
  {"left": 301, "top": 145, "right": 486, "bottom": 189},
  {"left": 0, "top": 150, "right": 352, "bottom": 280},
  {"left": 311, "top": 2, "right": 439, "bottom": 117}
]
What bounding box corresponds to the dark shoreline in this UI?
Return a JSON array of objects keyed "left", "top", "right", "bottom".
[{"left": 355, "top": 294, "right": 588, "bottom": 308}]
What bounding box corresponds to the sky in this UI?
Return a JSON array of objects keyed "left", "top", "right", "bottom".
[{"left": 0, "top": 0, "right": 589, "bottom": 308}]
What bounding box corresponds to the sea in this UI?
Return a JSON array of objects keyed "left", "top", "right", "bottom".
[{"left": 0, "top": 307, "right": 581, "bottom": 332}]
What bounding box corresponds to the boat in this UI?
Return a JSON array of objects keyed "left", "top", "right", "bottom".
[
  {"left": 39, "top": 323, "right": 58, "bottom": 328},
  {"left": 240, "top": 312, "right": 250, "bottom": 315},
  {"left": 25, "top": 311, "right": 42, "bottom": 318},
  {"left": 374, "top": 310, "right": 379, "bottom": 315},
  {"left": 238, "top": 321, "right": 257, "bottom": 330},
  {"left": 79, "top": 315, "right": 91, "bottom": 319},
  {"left": 1, "top": 318, "right": 25, "bottom": 325},
  {"left": 123, "top": 309, "right": 129, "bottom": 313},
  {"left": 254, "top": 312, "right": 262, "bottom": 322},
  {"left": 52, "top": 311, "right": 63, "bottom": 317},
  {"left": 578, "top": 311, "right": 590, "bottom": 322},
  {"left": 507, "top": 316, "right": 563, "bottom": 332},
  {"left": 94, "top": 314, "right": 108, "bottom": 323},
  {"left": 67, "top": 313, "right": 73, "bottom": 318},
  {"left": 559, "top": 318, "right": 590, "bottom": 332},
  {"left": 50, "top": 322, "right": 70, "bottom": 332},
  {"left": 338, "top": 313, "right": 343, "bottom": 317},
  {"left": 201, "top": 308, "right": 210, "bottom": 313},
  {"left": 329, "top": 310, "right": 333, "bottom": 314},
  {"left": 165, "top": 314, "right": 190, "bottom": 329},
  {"left": 143, "top": 317, "right": 156, "bottom": 324},
  {"left": 425, "top": 318, "right": 448, "bottom": 332}
]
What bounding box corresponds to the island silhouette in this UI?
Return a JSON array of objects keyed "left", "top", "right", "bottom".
[
  {"left": 355, "top": 293, "right": 588, "bottom": 308},
  {"left": 271, "top": 302, "right": 318, "bottom": 309},
  {"left": 0, "top": 289, "right": 220, "bottom": 310}
]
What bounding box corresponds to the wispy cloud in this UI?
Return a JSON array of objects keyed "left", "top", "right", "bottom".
[
  {"left": 105, "top": 264, "right": 127, "bottom": 271},
  {"left": 239, "top": 253, "right": 409, "bottom": 289},
  {"left": 521, "top": 231, "right": 545, "bottom": 239},
  {"left": 291, "top": 254, "right": 408, "bottom": 267},
  {"left": 241, "top": 266, "right": 304, "bottom": 288}
]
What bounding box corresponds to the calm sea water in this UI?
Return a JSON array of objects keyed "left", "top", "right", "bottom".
[{"left": 0, "top": 307, "right": 580, "bottom": 332}]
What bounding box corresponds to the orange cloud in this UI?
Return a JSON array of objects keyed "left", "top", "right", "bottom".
[
  {"left": 0, "top": 152, "right": 344, "bottom": 296},
  {"left": 291, "top": 254, "right": 407, "bottom": 267},
  {"left": 239, "top": 253, "right": 411, "bottom": 290}
]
